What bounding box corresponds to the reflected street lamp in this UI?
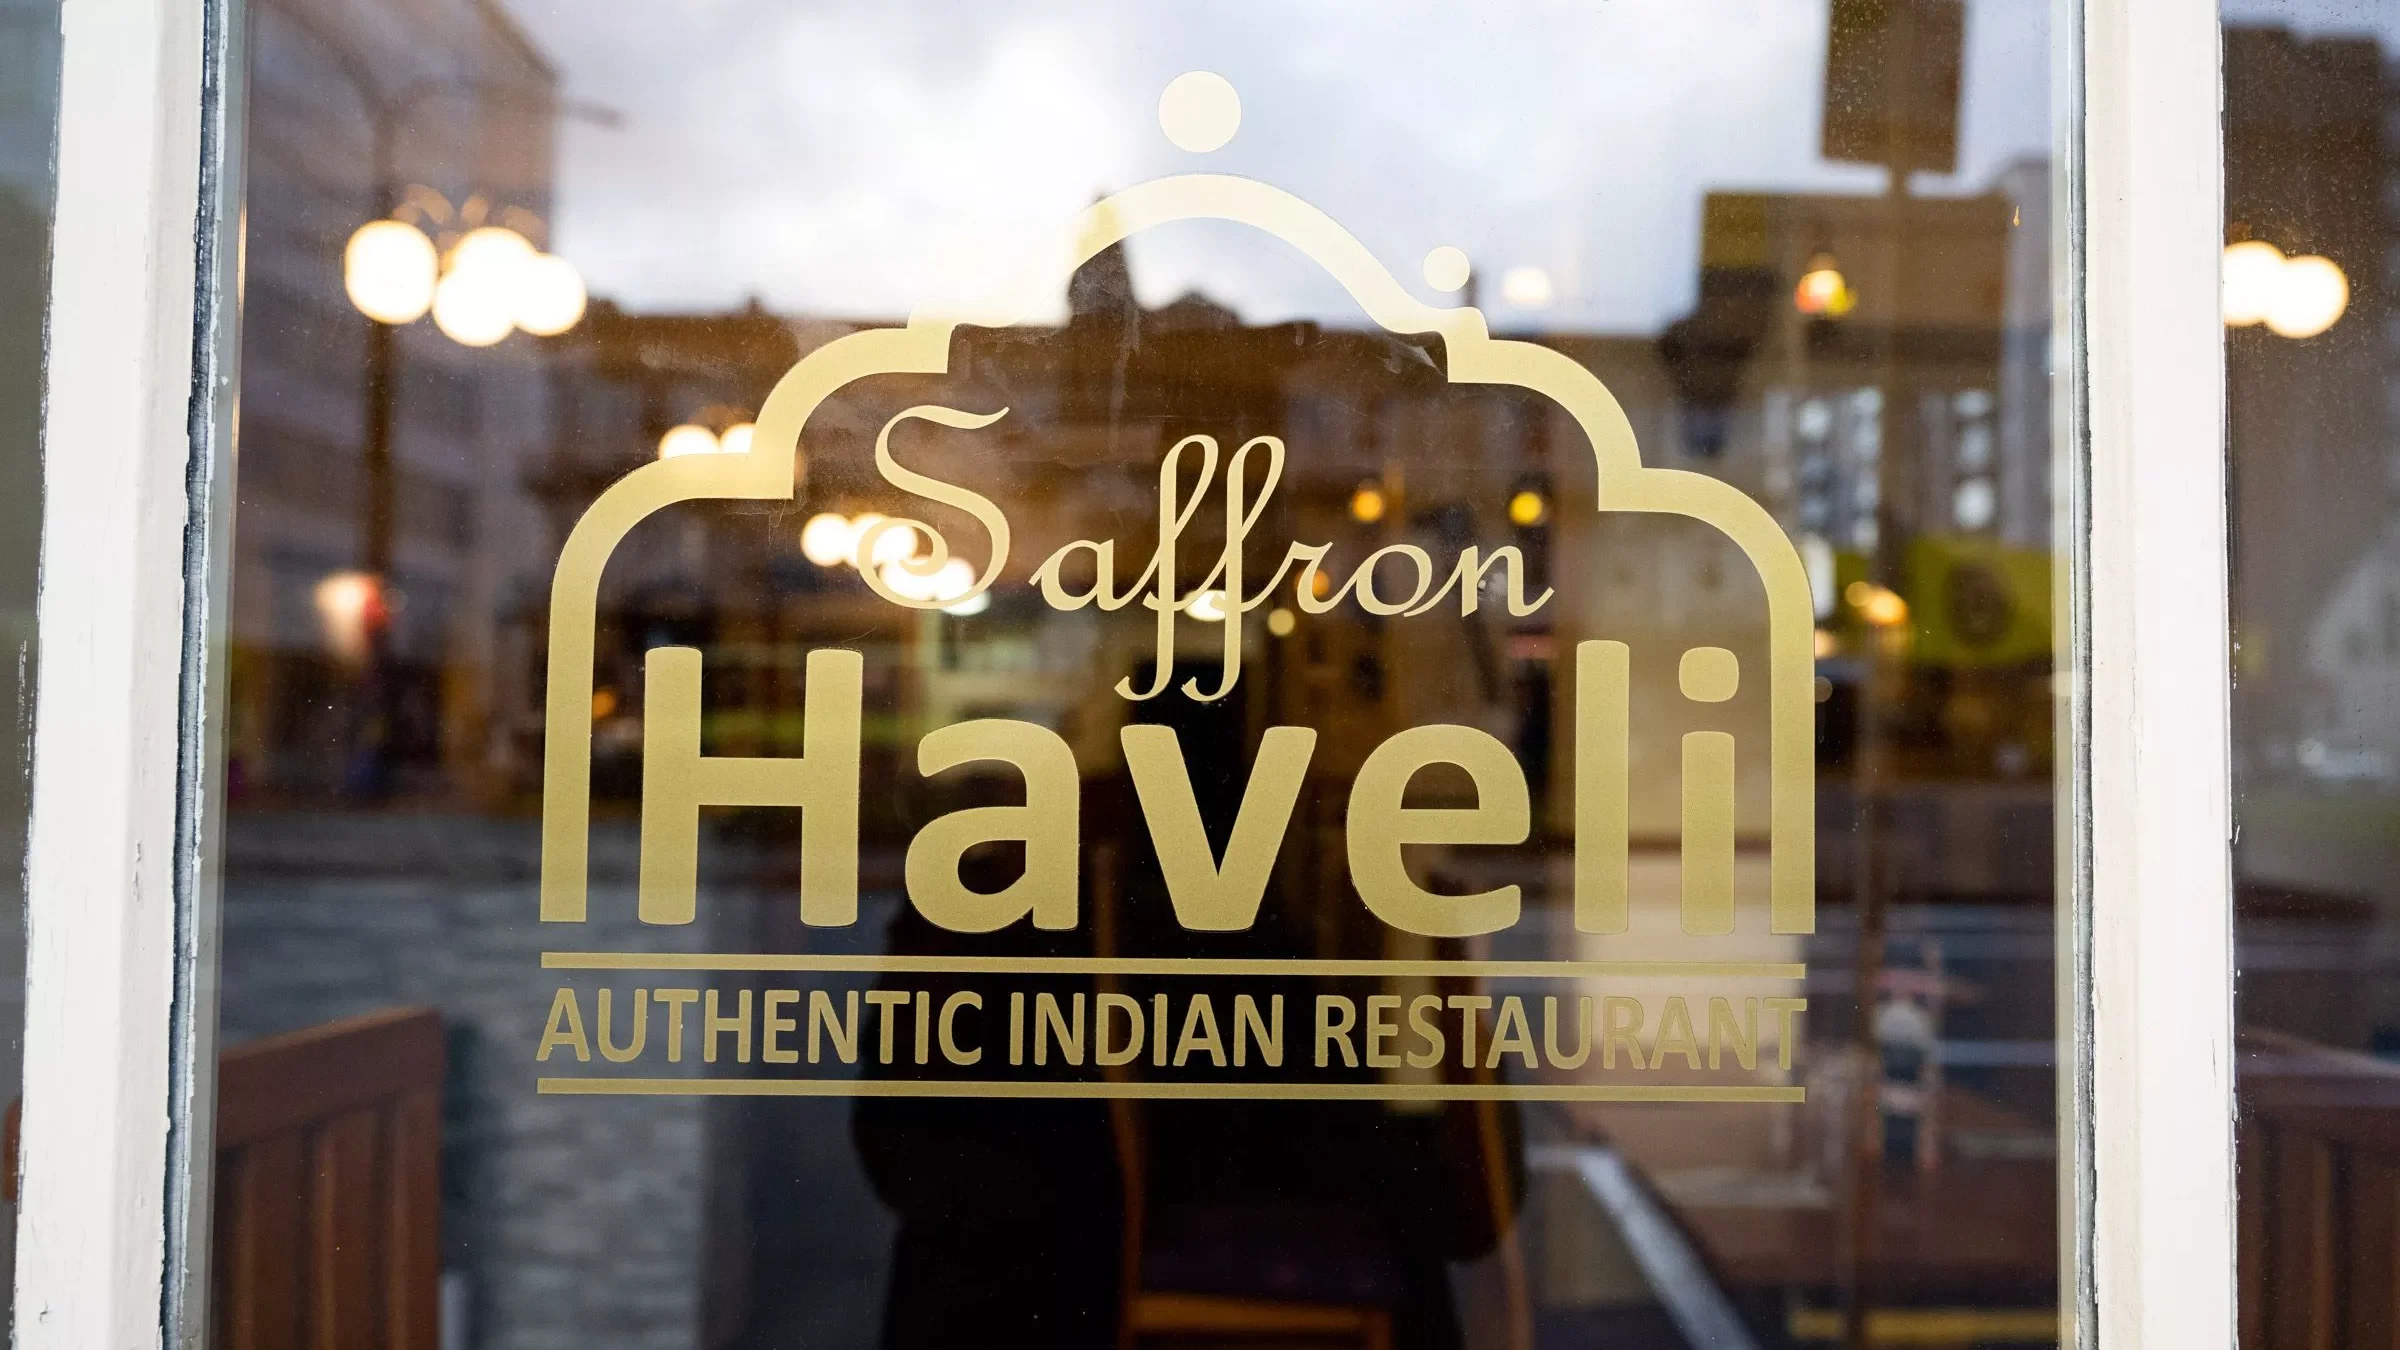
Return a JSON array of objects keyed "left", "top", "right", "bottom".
[
  {"left": 303, "top": 42, "right": 614, "bottom": 796},
  {"left": 344, "top": 218, "right": 588, "bottom": 347},
  {"left": 2223, "top": 238, "right": 2348, "bottom": 339}
]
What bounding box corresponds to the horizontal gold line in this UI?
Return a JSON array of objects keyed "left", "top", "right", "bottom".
[
  {"left": 537, "top": 1078, "right": 1806, "bottom": 1103},
  {"left": 540, "top": 952, "right": 1806, "bottom": 979}
]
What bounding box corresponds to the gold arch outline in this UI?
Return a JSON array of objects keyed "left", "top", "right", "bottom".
[{"left": 539, "top": 172, "right": 1816, "bottom": 935}]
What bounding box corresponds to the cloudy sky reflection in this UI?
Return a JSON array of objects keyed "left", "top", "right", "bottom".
[{"left": 509, "top": 0, "right": 2052, "bottom": 333}]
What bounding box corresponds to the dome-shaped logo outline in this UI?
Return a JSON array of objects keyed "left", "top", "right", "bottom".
[{"left": 538, "top": 172, "right": 1816, "bottom": 935}]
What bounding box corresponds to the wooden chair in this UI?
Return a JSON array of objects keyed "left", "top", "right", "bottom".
[
  {"left": 1108, "top": 1093, "right": 1396, "bottom": 1350},
  {"left": 6, "top": 1006, "right": 446, "bottom": 1350}
]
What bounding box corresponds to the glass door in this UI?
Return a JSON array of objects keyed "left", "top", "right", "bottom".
[{"left": 35, "top": 0, "right": 2239, "bottom": 1346}]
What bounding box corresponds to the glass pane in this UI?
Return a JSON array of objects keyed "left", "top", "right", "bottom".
[
  {"left": 0, "top": 0, "right": 60, "bottom": 1329},
  {"left": 2224, "top": 4, "right": 2400, "bottom": 1341},
  {"left": 211, "top": 3, "right": 2067, "bottom": 1346}
]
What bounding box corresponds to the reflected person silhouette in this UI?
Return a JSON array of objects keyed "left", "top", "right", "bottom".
[{"left": 853, "top": 661, "right": 1521, "bottom": 1350}]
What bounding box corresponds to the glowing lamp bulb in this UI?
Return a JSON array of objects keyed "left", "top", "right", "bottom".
[
  {"left": 343, "top": 220, "right": 438, "bottom": 324},
  {"left": 2267, "top": 254, "right": 2348, "bottom": 339},
  {"left": 1794, "top": 258, "right": 1856, "bottom": 317},
  {"left": 2221, "top": 240, "right": 2284, "bottom": 327},
  {"left": 1349, "top": 483, "right": 1387, "bottom": 524},
  {"left": 801, "top": 512, "right": 854, "bottom": 566},
  {"left": 432, "top": 267, "right": 514, "bottom": 345},
  {"left": 658, "top": 424, "right": 719, "bottom": 459},
  {"left": 513, "top": 252, "right": 587, "bottom": 336},
  {"left": 446, "top": 226, "right": 536, "bottom": 283}
]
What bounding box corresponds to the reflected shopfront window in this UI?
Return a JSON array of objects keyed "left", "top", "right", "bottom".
[{"left": 215, "top": 3, "right": 2063, "bottom": 1347}]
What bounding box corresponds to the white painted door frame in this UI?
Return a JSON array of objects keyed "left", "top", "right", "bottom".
[
  {"left": 13, "top": 0, "right": 240, "bottom": 1345},
  {"left": 2077, "top": 0, "right": 2238, "bottom": 1346},
  {"left": 10, "top": 0, "right": 2235, "bottom": 1345}
]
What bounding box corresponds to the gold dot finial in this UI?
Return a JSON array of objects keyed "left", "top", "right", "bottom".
[
  {"left": 1422, "top": 245, "right": 1471, "bottom": 293},
  {"left": 1160, "top": 72, "right": 1241, "bottom": 153}
]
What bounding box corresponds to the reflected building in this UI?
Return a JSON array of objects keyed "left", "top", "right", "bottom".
[
  {"left": 2225, "top": 26, "right": 2397, "bottom": 796},
  {"left": 1663, "top": 177, "right": 2055, "bottom": 912},
  {"left": 229, "top": 0, "right": 561, "bottom": 803}
]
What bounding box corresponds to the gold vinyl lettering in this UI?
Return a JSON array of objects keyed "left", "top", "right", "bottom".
[
  {"left": 1233, "top": 995, "right": 1282, "bottom": 1068},
  {"left": 1446, "top": 994, "right": 1491, "bottom": 1067},
  {"left": 1315, "top": 996, "right": 1358, "bottom": 1068},
  {"left": 523, "top": 101, "right": 1832, "bottom": 1105},
  {"left": 762, "top": 990, "right": 799, "bottom": 1065},
  {"left": 538, "top": 988, "right": 590, "bottom": 1063},
  {"left": 1365, "top": 995, "right": 1402, "bottom": 1068},
  {"left": 1096, "top": 993, "right": 1144, "bottom": 1067},
  {"left": 1654, "top": 996, "right": 1703, "bottom": 1071},
  {"left": 808, "top": 990, "right": 858, "bottom": 1065},
  {"left": 938, "top": 992, "right": 982, "bottom": 1066},
  {"left": 855, "top": 405, "right": 1013, "bottom": 610},
  {"left": 1766, "top": 998, "right": 1808, "bottom": 1070},
  {"left": 1680, "top": 731, "right": 1736, "bottom": 936},
  {"left": 866, "top": 989, "right": 908, "bottom": 1065},
  {"left": 1173, "top": 995, "right": 1227, "bottom": 1068},
  {"left": 596, "top": 988, "right": 647, "bottom": 1064},
  {"left": 1575, "top": 641, "right": 1631, "bottom": 934},
  {"left": 704, "top": 989, "right": 751, "bottom": 1065},
  {"left": 1035, "top": 992, "right": 1085, "bottom": 1066},
  {"left": 655, "top": 988, "right": 697, "bottom": 1063},
  {"left": 1348, "top": 726, "right": 1530, "bottom": 937},
  {"left": 1603, "top": 996, "right": 1646, "bottom": 1070},
  {"left": 1486, "top": 996, "right": 1538, "bottom": 1070},
  {"left": 639, "top": 646, "right": 861, "bottom": 927},
  {"left": 906, "top": 720, "right": 1079, "bottom": 933},
  {"left": 1545, "top": 996, "right": 1594, "bottom": 1070},
  {"left": 1122, "top": 725, "right": 1314, "bottom": 931},
  {"left": 1709, "top": 997, "right": 1758, "bottom": 1071},
  {"left": 1405, "top": 995, "right": 1446, "bottom": 1068}
]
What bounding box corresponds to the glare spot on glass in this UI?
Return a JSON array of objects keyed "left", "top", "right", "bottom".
[
  {"left": 1186, "top": 589, "right": 1228, "bottom": 623},
  {"left": 343, "top": 220, "right": 438, "bottom": 324},
  {"left": 1500, "top": 265, "right": 1554, "bottom": 308},
  {"left": 658, "top": 424, "right": 719, "bottom": 459}
]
